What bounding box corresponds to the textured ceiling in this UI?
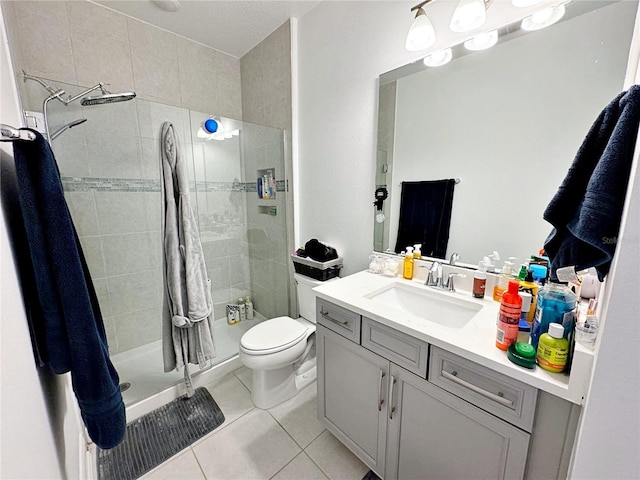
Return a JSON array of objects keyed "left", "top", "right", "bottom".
[{"left": 94, "top": 0, "right": 322, "bottom": 58}]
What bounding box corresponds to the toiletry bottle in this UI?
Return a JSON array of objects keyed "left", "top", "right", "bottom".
[
  {"left": 531, "top": 282, "right": 576, "bottom": 350},
  {"left": 536, "top": 323, "right": 569, "bottom": 373},
  {"left": 245, "top": 295, "right": 254, "bottom": 319},
  {"left": 238, "top": 297, "right": 246, "bottom": 321},
  {"left": 492, "top": 261, "right": 514, "bottom": 302},
  {"left": 517, "top": 264, "right": 529, "bottom": 281},
  {"left": 473, "top": 261, "right": 487, "bottom": 299},
  {"left": 517, "top": 292, "right": 532, "bottom": 343},
  {"left": 496, "top": 279, "right": 522, "bottom": 351},
  {"left": 263, "top": 175, "right": 270, "bottom": 199},
  {"left": 413, "top": 244, "right": 422, "bottom": 259},
  {"left": 519, "top": 270, "right": 539, "bottom": 325},
  {"left": 403, "top": 247, "right": 414, "bottom": 280}
]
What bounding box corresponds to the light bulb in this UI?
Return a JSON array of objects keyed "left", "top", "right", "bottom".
[
  {"left": 464, "top": 30, "right": 498, "bottom": 51},
  {"left": 423, "top": 48, "right": 453, "bottom": 67},
  {"left": 450, "top": 0, "right": 486, "bottom": 33},
  {"left": 405, "top": 8, "right": 436, "bottom": 51},
  {"left": 521, "top": 4, "right": 566, "bottom": 31}
]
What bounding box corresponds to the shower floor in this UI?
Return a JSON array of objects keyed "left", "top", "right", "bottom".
[{"left": 111, "top": 316, "right": 264, "bottom": 406}]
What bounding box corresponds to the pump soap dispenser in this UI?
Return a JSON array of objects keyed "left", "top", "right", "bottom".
[
  {"left": 403, "top": 247, "right": 414, "bottom": 280},
  {"left": 473, "top": 261, "right": 487, "bottom": 299}
]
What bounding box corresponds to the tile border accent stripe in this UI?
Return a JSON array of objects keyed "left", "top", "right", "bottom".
[{"left": 61, "top": 177, "right": 286, "bottom": 193}]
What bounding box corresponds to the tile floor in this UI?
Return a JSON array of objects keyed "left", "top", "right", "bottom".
[{"left": 139, "top": 367, "right": 370, "bottom": 480}]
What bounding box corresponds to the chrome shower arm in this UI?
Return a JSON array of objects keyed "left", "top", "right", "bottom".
[
  {"left": 22, "top": 70, "right": 60, "bottom": 95},
  {"left": 63, "top": 83, "right": 106, "bottom": 105}
]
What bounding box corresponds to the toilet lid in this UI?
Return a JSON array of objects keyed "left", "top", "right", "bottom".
[{"left": 240, "top": 316, "right": 308, "bottom": 353}]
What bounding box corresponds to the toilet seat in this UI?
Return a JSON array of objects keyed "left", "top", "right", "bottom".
[{"left": 240, "top": 316, "right": 308, "bottom": 355}]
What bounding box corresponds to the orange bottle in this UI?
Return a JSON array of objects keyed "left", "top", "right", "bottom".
[{"left": 496, "top": 280, "right": 522, "bottom": 351}]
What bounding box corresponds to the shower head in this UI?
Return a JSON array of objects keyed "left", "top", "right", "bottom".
[
  {"left": 81, "top": 91, "right": 136, "bottom": 106},
  {"left": 50, "top": 118, "right": 87, "bottom": 140}
]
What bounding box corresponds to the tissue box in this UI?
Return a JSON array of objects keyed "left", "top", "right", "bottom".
[{"left": 291, "top": 254, "right": 343, "bottom": 281}]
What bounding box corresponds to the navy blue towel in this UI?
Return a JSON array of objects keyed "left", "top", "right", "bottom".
[
  {"left": 543, "top": 85, "right": 640, "bottom": 281},
  {"left": 395, "top": 179, "right": 456, "bottom": 257},
  {"left": 12, "top": 130, "right": 125, "bottom": 449}
]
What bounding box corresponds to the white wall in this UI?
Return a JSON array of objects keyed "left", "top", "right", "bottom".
[
  {"left": 0, "top": 10, "right": 73, "bottom": 479},
  {"left": 296, "top": 1, "right": 640, "bottom": 478}
]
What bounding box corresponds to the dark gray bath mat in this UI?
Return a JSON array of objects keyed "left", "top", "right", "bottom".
[
  {"left": 97, "top": 387, "right": 225, "bottom": 480},
  {"left": 362, "top": 470, "right": 381, "bottom": 480}
]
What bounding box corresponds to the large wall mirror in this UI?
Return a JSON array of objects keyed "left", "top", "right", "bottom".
[{"left": 374, "top": 0, "right": 636, "bottom": 269}]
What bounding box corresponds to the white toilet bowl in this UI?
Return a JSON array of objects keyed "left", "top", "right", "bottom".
[
  {"left": 239, "top": 316, "right": 316, "bottom": 409},
  {"left": 239, "top": 273, "right": 328, "bottom": 409}
]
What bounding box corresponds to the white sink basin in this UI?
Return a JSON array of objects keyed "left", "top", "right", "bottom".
[{"left": 365, "top": 282, "right": 482, "bottom": 328}]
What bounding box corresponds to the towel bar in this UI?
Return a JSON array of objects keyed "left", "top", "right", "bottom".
[{"left": 0, "top": 123, "right": 36, "bottom": 142}]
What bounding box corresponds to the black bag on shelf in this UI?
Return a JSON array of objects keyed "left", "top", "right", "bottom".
[{"left": 304, "top": 239, "right": 338, "bottom": 262}]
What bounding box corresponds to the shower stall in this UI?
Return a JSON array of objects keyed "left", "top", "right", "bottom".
[{"left": 18, "top": 76, "right": 292, "bottom": 407}]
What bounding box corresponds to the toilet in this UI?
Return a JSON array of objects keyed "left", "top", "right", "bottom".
[{"left": 239, "top": 273, "right": 328, "bottom": 409}]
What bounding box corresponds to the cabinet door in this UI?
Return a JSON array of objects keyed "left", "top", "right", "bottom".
[
  {"left": 386, "top": 366, "right": 530, "bottom": 480},
  {"left": 317, "top": 325, "right": 388, "bottom": 476}
]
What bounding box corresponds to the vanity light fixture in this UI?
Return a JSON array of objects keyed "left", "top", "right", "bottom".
[
  {"left": 464, "top": 30, "right": 499, "bottom": 51},
  {"left": 405, "top": 0, "right": 437, "bottom": 51},
  {"left": 521, "top": 3, "right": 566, "bottom": 31},
  {"left": 450, "top": 0, "right": 493, "bottom": 33},
  {"left": 423, "top": 48, "right": 453, "bottom": 67}
]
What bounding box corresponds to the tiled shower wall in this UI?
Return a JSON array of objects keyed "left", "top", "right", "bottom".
[
  {"left": 2, "top": 1, "right": 292, "bottom": 354},
  {"left": 241, "top": 21, "right": 297, "bottom": 318}
]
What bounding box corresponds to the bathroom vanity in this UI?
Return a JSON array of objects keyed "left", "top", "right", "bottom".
[{"left": 314, "top": 269, "right": 592, "bottom": 480}]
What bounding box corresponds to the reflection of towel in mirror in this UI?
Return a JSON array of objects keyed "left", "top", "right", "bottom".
[
  {"left": 160, "top": 122, "right": 216, "bottom": 397},
  {"left": 543, "top": 85, "right": 640, "bottom": 281},
  {"left": 13, "top": 130, "right": 125, "bottom": 449},
  {"left": 395, "top": 179, "right": 456, "bottom": 258}
]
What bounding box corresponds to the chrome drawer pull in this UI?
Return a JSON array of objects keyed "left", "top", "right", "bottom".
[
  {"left": 442, "top": 370, "right": 514, "bottom": 408},
  {"left": 378, "top": 369, "right": 386, "bottom": 411},
  {"left": 321, "top": 310, "right": 349, "bottom": 326},
  {"left": 388, "top": 375, "right": 397, "bottom": 420}
]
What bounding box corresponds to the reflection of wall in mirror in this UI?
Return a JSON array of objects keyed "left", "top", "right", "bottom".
[
  {"left": 375, "top": 81, "right": 396, "bottom": 252},
  {"left": 379, "top": 1, "right": 636, "bottom": 265}
]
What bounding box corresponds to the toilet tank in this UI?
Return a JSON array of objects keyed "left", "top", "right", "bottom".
[{"left": 294, "top": 273, "right": 334, "bottom": 323}]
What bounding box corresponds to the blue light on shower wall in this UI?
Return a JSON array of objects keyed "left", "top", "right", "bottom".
[{"left": 203, "top": 118, "right": 219, "bottom": 133}]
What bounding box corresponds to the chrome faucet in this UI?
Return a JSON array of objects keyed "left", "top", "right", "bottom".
[
  {"left": 445, "top": 273, "right": 466, "bottom": 293},
  {"left": 426, "top": 261, "right": 443, "bottom": 288},
  {"left": 426, "top": 262, "right": 466, "bottom": 292},
  {"left": 449, "top": 252, "right": 460, "bottom": 266}
]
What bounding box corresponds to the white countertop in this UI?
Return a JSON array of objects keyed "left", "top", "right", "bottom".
[{"left": 313, "top": 270, "right": 594, "bottom": 405}]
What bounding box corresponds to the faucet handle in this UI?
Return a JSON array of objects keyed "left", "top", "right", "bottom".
[
  {"left": 446, "top": 273, "right": 466, "bottom": 292},
  {"left": 449, "top": 252, "right": 460, "bottom": 265}
]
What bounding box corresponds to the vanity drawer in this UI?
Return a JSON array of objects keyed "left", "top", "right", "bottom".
[
  {"left": 361, "top": 317, "right": 428, "bottom": 377},
  {"left": 317, "top": 299, "right": 361, "bottom": 344},
  {"left": 428, "top": 346, "right": 537, "bottom": 432}
]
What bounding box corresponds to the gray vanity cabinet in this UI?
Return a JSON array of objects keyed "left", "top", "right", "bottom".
[
  {"left": 385, "top": 364, "right": 529, "bottom": 480},
  {"left": 316, "top": 325, "right": 389, "bottom": 476},
  {"left": 316, "top": 298, "right": 577, "bottom": 480}
]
